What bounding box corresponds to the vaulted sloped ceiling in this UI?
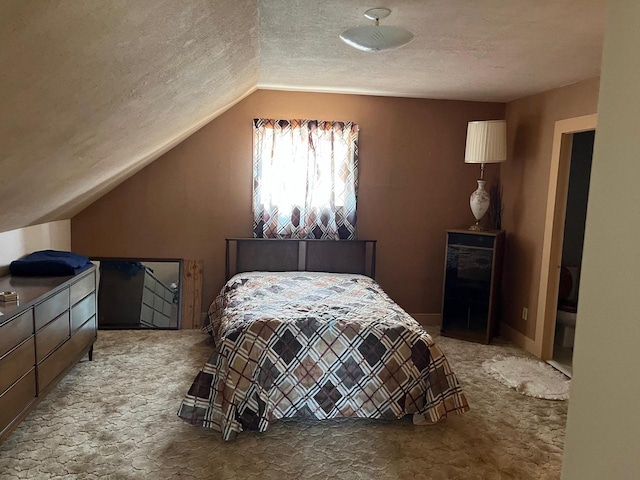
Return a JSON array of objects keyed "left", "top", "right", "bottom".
[
  {"left": 0, "top": 0, "right": 259, "bottom": 232},
  {"left": 0, "top": 0, "right": 606, "bottom": 233}
]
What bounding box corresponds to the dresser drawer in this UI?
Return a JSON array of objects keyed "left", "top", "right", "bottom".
[
  {"left": 153, "top": 293, "right": 164, "bottom": 312},
  {"left": 35, "top": 289, "right": 70, "bottom": 331},
  {"left": 71, "top": 293, "right": 95, "bottom": 333},
  {"left": 141, "top": 303, "right": 154, "bottom": 325},
  {"left": 142, "top": 287, "right": 154, "bottom": 307},
  {"left": 36, "top": 312, "right": 70, "bottom": 364},
  {"left": 143, "top": 273, "right": 155, "bottom": 291},
  {"left": 155, "top": 281, "right": 167, "bottom": 296},
  {"left": 162, "top": 299, "right": 172, "bottom": 317},
  {"left": 70, "top": 272, "right": 95, "bottom": 306},
  {"left": 164, "top": 288, "right": 173, "bottom": 302},
  {"left": 153, "top": 311, "right": 171, "bottom": 328},
  {"left": 0, "top": 337, "right": 35, "bottom": 395},
  {"left": 0, "top": 369, "right": 36, "bottom": 435},
  {"left": 38, "top": 316, "right": 96, "bottom": 393},
  {"left": 0, "top": 309, "right": 34, "bottom": 358},
  {"left": 447, "top": 232, "right": 495, "bottom": 249}
]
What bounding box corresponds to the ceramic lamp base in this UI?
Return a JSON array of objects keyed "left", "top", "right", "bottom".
[{"left": 470, "top": 179, "right": 490, "bottom": 229}]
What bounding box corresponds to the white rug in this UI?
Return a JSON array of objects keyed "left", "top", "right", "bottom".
[{"left": 482, "top": 356, "right": 571, "bottom": 400}]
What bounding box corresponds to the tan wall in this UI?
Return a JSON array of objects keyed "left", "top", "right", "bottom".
[
  {"left": 71, "top": 89, "right": 504, "bottom": 314},
  {"left": 501, "top": 78, "right": 600, "bottom": 339},
  {"left": 0, "top": 220, "right": 71, "bottom": 276}
]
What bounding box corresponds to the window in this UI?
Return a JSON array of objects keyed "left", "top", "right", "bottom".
[{"left": 252, "top": 119, "right": 359, "bottom": 239}]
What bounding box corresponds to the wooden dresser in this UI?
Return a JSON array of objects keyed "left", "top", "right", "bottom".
[{"left": 0, "top": 266, "right": 97, "bottom": 441}]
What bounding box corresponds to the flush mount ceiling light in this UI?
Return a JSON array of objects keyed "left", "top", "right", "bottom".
[{"left": 340, "top": 8, "right": 414, "bottom": 52}]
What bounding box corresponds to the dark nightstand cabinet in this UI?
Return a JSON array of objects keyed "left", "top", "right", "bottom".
[{"left": 441, "top": 229, "right": 505, "bottom": 344}]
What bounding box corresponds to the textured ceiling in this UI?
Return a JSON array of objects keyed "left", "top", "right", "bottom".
[
  {"left": 259, "top": 0, "right": 606, "bottom": 102},
  {"left": 0, "top": 0, "right": 259, "bottom": 232},
  {"left": 0, "top": 0, "right": 605, "bottom": 233}
]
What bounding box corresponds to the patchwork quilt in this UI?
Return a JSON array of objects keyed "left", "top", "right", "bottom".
[{"left": 178, "top": 272, "right": 469, "bottom": 440}]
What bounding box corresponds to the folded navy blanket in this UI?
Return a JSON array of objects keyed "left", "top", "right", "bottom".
[{"left": 10, "top": 250, "right": 93, "bottom": 277}]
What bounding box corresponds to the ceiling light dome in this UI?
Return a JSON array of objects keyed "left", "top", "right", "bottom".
[{"left": 340, "top": 8, "right": 414, "bottom": 52}]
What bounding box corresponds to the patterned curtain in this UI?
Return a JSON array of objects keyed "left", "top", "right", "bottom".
[{"left": 252, "top": 119, "right": 359, "bottom": 239}]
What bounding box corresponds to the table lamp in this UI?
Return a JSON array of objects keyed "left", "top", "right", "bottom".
[{"left": 464, "top": 120, "right": 507, "bottom": 230}]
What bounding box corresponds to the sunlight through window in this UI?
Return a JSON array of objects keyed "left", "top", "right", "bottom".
[{"left": 253, "top": 119, "right": 359, "bottom": 239}]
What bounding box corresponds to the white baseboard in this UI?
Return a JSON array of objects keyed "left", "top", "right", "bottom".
[{"left": 410, "top": 313, "right": 442, "bottom": 327}]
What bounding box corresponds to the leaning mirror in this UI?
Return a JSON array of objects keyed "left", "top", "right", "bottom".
[{"left": 92, "top": 258, "right": 182, "bottom": 329}]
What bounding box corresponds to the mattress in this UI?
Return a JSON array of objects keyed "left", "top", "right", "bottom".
[{"left": 178, "top": 272, "right": 469, "bottom": 440}]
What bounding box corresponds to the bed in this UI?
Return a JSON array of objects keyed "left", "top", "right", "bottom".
[{"left": 178, "top": 239, "right": 469, "bottom": 440}]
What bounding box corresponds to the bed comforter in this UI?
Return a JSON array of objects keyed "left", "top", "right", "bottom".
[{"left": 178, "top": 272, "right": 469, "bottom": 440}]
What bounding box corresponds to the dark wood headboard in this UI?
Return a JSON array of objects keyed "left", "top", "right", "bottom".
[{"left": 225, "top": 238, "right": 377, "bottom": 281}]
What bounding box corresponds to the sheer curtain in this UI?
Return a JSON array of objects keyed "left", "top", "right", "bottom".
[{"left": 252, "top": 119, "right": 359, "bottom": 239}]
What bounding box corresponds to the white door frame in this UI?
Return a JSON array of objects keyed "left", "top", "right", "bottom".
[{"left": 534, "top": 114, "right": 598, "bottom": 360}]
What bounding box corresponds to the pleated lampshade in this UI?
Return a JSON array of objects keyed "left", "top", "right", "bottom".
[{"left": 464, "top": 120, "right": 507, "bottom": 164}]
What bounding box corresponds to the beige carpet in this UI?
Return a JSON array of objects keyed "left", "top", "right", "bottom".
[{"left": 0, "top": 329, "right": 567, "bottom": 479}]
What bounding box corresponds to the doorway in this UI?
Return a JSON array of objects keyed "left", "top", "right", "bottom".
[
  {"left": 548, "top": 131, "right": 595, "bottom": 376},
  {"left": 534, "top": 114, "right": 597, "bottom": 366}
]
